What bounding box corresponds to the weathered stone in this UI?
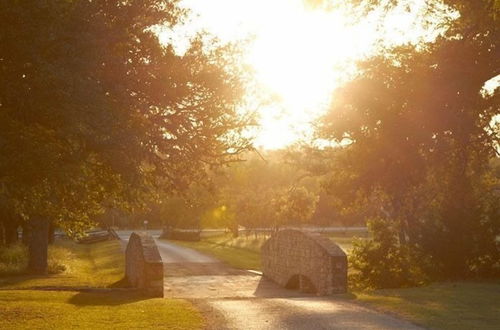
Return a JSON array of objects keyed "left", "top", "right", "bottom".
[
  {"left": 125, "top": 232, "right": 164, "bottom": 297},
  {"left": 261, "top": 229, "right": 347, "bottom": 295}
]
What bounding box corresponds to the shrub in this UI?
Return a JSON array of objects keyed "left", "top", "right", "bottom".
[
  {"left": 47, "top": 245, "right": 70, "bottom": 274},
  {"left": 0, "top": 244, "right": 28, "bottom": 275},
  {"left": 0, "top": 243, "right": 69, "bottom": 275},
  {"left": 349, "top": 218, "right": 428, "bottom": 289}
]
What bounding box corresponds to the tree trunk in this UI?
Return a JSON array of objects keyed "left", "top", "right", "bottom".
[
  {"left": 0, "top": 221, "right": 5, "bottom": 246},
  {"left": 4, "top": 220, "right": 18, "bottom": 246},
  {"left": 28, "top": 217, "right": 49, "bottom": 275},
  {"left": 48, "top": 222, "right": 55, "bottom": 244},
  {"left": 22, "top": 224, "right": 32, "bottom": 245}
]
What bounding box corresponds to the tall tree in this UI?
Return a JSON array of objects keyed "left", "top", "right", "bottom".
[
  {"left": 0, "top": 0, "right": 250, "bottom": 274},
  {"left": 319, "top": 0, "right": 499, "bottom": 282}
]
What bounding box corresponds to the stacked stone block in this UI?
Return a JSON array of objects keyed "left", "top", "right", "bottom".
[
  {"left": 261, "top": 229, "right": 347, "bottom": 295},
  {"left": 125, "top": 232, "right": 164, "bottom": 297}
]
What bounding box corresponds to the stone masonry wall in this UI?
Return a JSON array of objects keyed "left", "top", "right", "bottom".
[
  {"left": 261, "top": 230, "right": 347, "bottom": 295},
  {"left": 125, "top": 232, "right": 164, "bottom": 297}
]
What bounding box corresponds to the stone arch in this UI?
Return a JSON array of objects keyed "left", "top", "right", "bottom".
[
  {"left": 261, "top": 229, "right": 347, "bottom": 295},
  {"left": 285, "top": 274, "right": 317, "bottom": 294}
]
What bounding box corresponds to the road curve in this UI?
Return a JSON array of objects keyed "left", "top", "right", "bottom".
[
  {"left": 155, "top": 239, "right": 218, "bottom": 263},
  {"left": 118, "top": 231, "right": 423, "bottom": 329}
]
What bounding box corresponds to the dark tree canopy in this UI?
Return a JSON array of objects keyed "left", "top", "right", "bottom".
[
  {"left": 318, "top": 0, "right": 499, "bottom": 283},
  {"left": 0, "top": 0, "right": 250, "bottom": 272}
]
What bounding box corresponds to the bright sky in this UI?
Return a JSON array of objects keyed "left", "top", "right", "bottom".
[{"left": 161, "top": 0, "right": 457, "bottom": 149}]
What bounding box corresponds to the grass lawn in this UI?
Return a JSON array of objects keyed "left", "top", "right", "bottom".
[
  {"left": 0, "top": 239, "right": 125, "bottom": 289},
  {"left": 172, "top": 235, "right": 263, "bottom": 270},
  {"left": 0, "top": 239, "right": 204, "bottom": 330},
  {"left": 168, "top": 232, "right": 360, "bottom": 271},
  {"left": 0, "top": 290, "right": 203, "bottom": 330},
  {"left": 356, "top": 281, "right": 500, "bottom": 330}
]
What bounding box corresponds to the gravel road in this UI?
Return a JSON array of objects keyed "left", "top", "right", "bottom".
[{"left": 118, "top": 231, "right": 424, "bottom": 329}]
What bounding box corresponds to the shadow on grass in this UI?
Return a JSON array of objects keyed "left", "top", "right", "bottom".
[
  {"left": 0, "top": 273, "right": 60, "bottom": 288},
  {"left": 68, "top": 290, "right": 153, "bottom": 306},
  {"left": 108, "top": 276, "right": 130, "bottom": 288}
]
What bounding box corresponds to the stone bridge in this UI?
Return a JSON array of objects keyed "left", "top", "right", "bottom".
[
  {"left": 261, "top": 229, "right": 347, "bottom": 295},
  {"left": 125, "top": 232, "right": 164, "bottom": 297}
]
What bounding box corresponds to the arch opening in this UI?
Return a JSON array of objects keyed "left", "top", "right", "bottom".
[{"left": 285, "top": 274, "right": 317, "bottom": 294}]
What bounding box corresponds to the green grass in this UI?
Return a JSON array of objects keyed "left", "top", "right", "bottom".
[
  {"left": 170, "top": 233, "right": 499, "bottom": 329},
  {"left": 356, "top": 281, "right": 500, "bottom": 330},
  {"left": 0, "top": 239, "right": 203, "bottom": 329},
  {"left": 0, "top": 243, "right": 28, "bottom": 275},
  {"left": 0, "top": 290, "right": 203, "bottom": 330},
  {"left": 169, "top": 232, "right": 359, "bottom": 271},
  {"left": 172, "top": 236, "right": 262, "bottom": 270},
  {"left": 0, "top": 239, "right": 125, "bottom": 289}
]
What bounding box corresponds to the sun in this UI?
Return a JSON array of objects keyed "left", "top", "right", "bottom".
[{"left": 166, "top": 0, "right": 455, "bottom": 149}]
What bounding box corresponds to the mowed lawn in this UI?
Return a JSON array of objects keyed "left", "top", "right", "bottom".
[
  {"left": 168, "top": 233, "right": 500, "bottom": 329},
  {"left": 0, "top": 290, "right": 202, "bottom": 330},
  {"left": 0, "top": 240, "right": 125, "bottom": 289},
  {"left": 169, "top": 231, "right": 359, "bottom": 271},
  {"left": 0, "top": 239, "right": 203, "bottom": 330},
  {"left": 356, "top": 281, "right": 500, "bottom": 330}
]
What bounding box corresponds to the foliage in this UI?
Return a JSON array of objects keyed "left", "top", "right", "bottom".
[
  {"left": 0, "top": 244, "right": 27, "bottom": 276},
  {"left": 274, "top": 186, "right": 318, "bottom": 228},
  {"left": 0, "top": 243, "right": 70, "bottom": 276},
  {"left": 0, "top": 0, "right": 251, "bottom": 271},
  {"left": 318, "top": 0, "right": 499, "bottom": 284},
  {"left": 349, "top": 218, "right": 428, "bottom": 289},
  {"left": 0, "top": 239, "right": 123, "bottom": 289}
]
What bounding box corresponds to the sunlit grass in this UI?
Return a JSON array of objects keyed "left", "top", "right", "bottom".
[
  {"left": 171, "top": 237, "right": 262, "bottom": 270},
  {"left": 0, "top": 239, "right": 125, "bottom": 289},
  {"left": 0, "top": 239, "right": 204, "bottom": 329},
  {"left": 169, "top": 231, "right": 361, "bottom": 270},
  {"left": 0, "top": 290, "right": 203, "bottom": 330},
  {"left": 356, "top": 281, "right": 500, "bottom": 330}
]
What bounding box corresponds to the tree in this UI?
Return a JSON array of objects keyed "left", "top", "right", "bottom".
[
  {"left": 274, "top": 186, "right": 318, "bottom": 229},
  {"left": 0, "top": 0, "right": 250, "bottom": 274},
  {"left": 318, "top": 0, "right": 499, "bottom": 283}
]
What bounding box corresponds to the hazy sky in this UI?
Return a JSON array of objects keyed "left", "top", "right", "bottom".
[{"left": 161, "top": 0, "right": 457, "bottom": 149}]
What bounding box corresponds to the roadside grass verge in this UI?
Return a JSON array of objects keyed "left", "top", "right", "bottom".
[
  {"left": 0, "top": 239, "right": 124, "bottom": 289},
  {"left": 0, "top": 239, "right": 204, "bottom": 329},
  {"left": 355, "top": 281, "right": 500, "bottom": 330},
  {"left": 171, "top": 237, "right": 262, "bottom": 270},
  {"left": 168, "top": 232, "right": 360, "bottom": 271},
  {"left": 169, "top": 233, "right": 499, "bottom": 329},
  {"left": 0, "top": 290, "right": 203, "bottom": 330}
]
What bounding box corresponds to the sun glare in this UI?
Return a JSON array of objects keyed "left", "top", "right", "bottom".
[{"left": 164, "top": 0, "right": 455, "bottom": 149}]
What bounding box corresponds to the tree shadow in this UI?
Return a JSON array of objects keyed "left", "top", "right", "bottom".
[
  {"left": 67, "top": 289, "right": 154, "bottom": 306},
  {"left": 108, "top": 276, "right": 130, "bottom": 288},
  {"left": 0, "top": 273, "right": 59, "bottom": 288},
  {"left": 253, "top": 275, "right": 357, "bottom": 299}
]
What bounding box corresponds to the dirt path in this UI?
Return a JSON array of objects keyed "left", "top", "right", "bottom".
[{"left": 118, "top": 233, "right": 424, "bottom": 329}]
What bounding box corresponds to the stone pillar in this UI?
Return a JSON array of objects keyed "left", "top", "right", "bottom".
[{"left": 125, "top": 232, "right": 164, "bottom": 297}]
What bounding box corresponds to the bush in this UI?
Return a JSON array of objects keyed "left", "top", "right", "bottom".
[
  {"left": 0, "top": 242, "right": 68, "bottom": 276},
  {"left": 47, "top": 245, "right": 70, "bottom": 274},
  {"left": 0, "top": 244, "right": 28, "bottom": 275},
  {"left": 349, "top": 218, "right": 428, "bottom": 289}
]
